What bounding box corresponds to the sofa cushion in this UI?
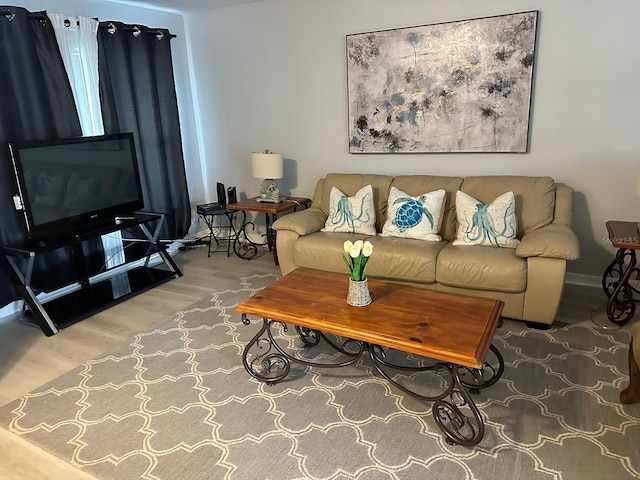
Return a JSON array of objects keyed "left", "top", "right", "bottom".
[
  {"left": 321, "top": 185, "right": 376, "bottom": 235},
  {"left": 381, "top": 187, "right": 445, "bottom": 241},
  {"left": 294, "top": 232, "right": 373, "bottom": 275},
  {"left": 390, "top": 175, "right": 464, "bottom": 241},
  {"left": 320, "top": 174, "right": 394, "bottom": 232},
  {"left": 460, "top": 176, "right": 555, "bottom": 236},
  {"left": 437, "top": 244, "right": 527, "bottom": 293},
  {"left": 365, "top": 236, "right": 447, "bottom": 283},
  {"left": 453, "top": 190, "right": 519, "bottom": 248},
  {"left": 293, "top": 233, "right": 446, "bottom": 284}
]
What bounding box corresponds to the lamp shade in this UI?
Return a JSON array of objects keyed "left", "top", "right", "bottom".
[{"left": 252, "top": 151, "right": 283, "bottom": 179}]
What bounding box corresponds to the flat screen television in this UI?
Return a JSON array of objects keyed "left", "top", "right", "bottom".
[{"left": 8, "top": 132, "right": 144, "bottom": 241}]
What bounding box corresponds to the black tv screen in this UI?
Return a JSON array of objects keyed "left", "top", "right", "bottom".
[{"left": 8, "top": 133, "right": 144, "bottom": 240}]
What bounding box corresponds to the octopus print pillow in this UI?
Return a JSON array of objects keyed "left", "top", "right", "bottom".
[
  {"left": 381, "top": 187, "right": 445, "bottom": 241},
  {"left": 453, "top": 190, "right": 519, "bottom": 248},
  {"left": 321, "top": 184, "right": 376, "bottom": 235}
]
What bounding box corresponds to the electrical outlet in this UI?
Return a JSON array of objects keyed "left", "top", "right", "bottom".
[{"left": 12, "top": 195, "right": 23, "bottom": 210}]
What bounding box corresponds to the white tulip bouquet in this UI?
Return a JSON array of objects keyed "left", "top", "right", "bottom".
[{"left": 342, "top": 239, "right": 374, "bottom": 282}]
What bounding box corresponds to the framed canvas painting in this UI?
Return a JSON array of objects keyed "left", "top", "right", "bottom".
[{"left": 346, "top": 11, "right": 539, "bottom": 153}]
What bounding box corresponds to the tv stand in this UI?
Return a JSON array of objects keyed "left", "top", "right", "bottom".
[{"left": 0, "top": 212, "right": 182, "bottom": 336}]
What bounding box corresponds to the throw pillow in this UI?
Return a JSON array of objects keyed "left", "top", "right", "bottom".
[
  {"left": 321, "top": 184, "right": 376, "bottom": 235},
  {"left": 453, "top": 190, "right": 519, "bottom": 248},
  {"left": 381, "top": 187, "right": 445, "bottom": 241}
]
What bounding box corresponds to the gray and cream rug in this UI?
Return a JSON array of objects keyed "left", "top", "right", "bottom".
[{"left": 0, "top": 274, "right": 639, "bottom": 480}]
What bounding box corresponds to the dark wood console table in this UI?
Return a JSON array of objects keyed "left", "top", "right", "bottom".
[{"left": 0, "top": 212, "right": 182, "bottom": 336}]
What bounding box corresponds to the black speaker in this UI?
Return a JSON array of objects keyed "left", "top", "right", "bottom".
[
  {"left": 216, "top": 182, "right": 226, "bottom": 207},
  {"left": 227, "top": 186, "right": 237, "bottom": 205}
]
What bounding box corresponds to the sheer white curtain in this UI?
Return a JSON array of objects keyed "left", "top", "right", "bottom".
[
  {"left": 50, "top": 13, "right": 128, "bottom": 296},
  {"left": 50, "top": 14, "right": 103, "bottom": 136}
]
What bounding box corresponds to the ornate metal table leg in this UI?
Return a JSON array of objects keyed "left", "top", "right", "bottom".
[
  {"left": 459, "top": 344, "right": 505, "bottom": 393},
  {"left": 241, "top": 315, "right": 501, "bottom": 446},
  {"left": 433, "top": 364, "right": 485, "bottom": 447},
  {"left": 368, "top": 343, "right": 503, "bottom": 446},
  {"left": 233, "top": 211, "right": 260, "bottom": 260},
  {"left": 264, "top": 212, "right": 279, "bottom": 265},
  {"left": 241, "top": 314, "right": 290, "bottom": 385},
  {"left": 602, "top": 248, "right": 640, "bottom": 325},
  {"left": 295, "top": 325, "right": 321, "bottom": 346},
  {"left": 242, "top": 315, "right": 365, "bottom": 385}
]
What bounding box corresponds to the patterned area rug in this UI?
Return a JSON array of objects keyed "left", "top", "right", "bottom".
[{"left": 0, "top": 273, "right": 639, "bottom": 480}]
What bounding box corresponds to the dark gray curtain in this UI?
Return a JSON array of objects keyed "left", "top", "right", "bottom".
[
  {"left": 98, "top": 22, "right": 190, "bottom": 240},
  {"left": 0, "top": 7, "right": 82, "bottom": 308}
]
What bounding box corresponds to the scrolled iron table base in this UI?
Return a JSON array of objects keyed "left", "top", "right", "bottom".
[
  {"left": 601, "top": 248, "right": 640, "bottom": 326},
  {"left": 232, "top": 210, "right": 263, "bottom": 261},
  {"left": 241, "top": 314, "right": 504, "bottom": 447}
]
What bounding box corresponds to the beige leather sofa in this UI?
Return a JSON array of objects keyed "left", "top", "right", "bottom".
[{"left": 273, "top": 173, "right": 580, "bottom": 326}]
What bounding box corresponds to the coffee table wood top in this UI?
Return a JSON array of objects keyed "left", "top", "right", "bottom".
[{"left": 236, "top": 268, "right": 504, "bottom": 369}]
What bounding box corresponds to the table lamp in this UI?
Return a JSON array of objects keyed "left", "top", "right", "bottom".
[{"left": 252, "top": 149, "right": 283, "bottom": 203}]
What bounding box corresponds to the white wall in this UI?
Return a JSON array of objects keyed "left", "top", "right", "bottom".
[
  {"left": 10, "top": 0, "right": 206, "bottom": 229},
  {"left": 185, "top": 0, "right": 640, "bottom": 277}
]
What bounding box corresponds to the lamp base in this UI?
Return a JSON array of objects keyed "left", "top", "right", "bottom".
[{"left": 258, "top": 178, "right": 283, "bottom": 203}]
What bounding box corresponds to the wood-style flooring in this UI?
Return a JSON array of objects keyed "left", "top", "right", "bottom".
[
  {"left": 0, "top": 245, "right": 279, "bottom": 480},
  {"left": 0, "top": 245, "right": 608, "bottom": 479}
]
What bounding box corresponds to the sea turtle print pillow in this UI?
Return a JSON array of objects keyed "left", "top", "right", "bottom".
[
  {"left": 453, "top": 190, "right": 519, "bottom": 248},
  {"left": 381, "top": 187, "right": 445, "bottom": 241},
  {"left": 321, "top": 184, "right": 376, "bottom": 235}
]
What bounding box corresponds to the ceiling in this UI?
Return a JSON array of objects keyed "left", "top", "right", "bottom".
[{"left": 106, "top": 0, "right": 263, "bottom": 13}]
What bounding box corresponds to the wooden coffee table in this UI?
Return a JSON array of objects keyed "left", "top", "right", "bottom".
[{"left": 236, "top": 268, "right": 504, "bottom": 446}]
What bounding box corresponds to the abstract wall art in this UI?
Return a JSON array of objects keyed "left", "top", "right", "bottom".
[{"left": 346, "top": 11, "right": 539, "bottom": 153}]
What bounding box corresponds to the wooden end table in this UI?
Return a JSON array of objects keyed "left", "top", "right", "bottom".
[
  {"left": 236, "top": 268, "right": 505, "bottom": 447},
  {"left": 226, "top": 196, "right": 310, "bottom": 265},
  {"left": 602, "top": 221, "right": 640, "bottom": 325}
]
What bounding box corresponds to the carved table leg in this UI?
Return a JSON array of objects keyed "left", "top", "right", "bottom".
[
  {"left": 233, "top": 211, "right": 261, "bottom": 260},
  {"left": 602, "top": 249, "right": 640, "bottom": 326},
  {"left": 241, "top": 315, "right": 364, "bottom": 385},
  {"left": 368, "top": 343, "right": 504, "bottom": 446}
]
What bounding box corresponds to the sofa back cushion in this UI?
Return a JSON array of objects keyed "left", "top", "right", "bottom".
[
  {"left": 390, "top": 175, "right": 464, "bottom": 241},
  {"left": 320, "top": 173, "right": 394, "bottom": 233},
  {"left": 460, "top": 176, "right": 555, "bottom": 237}
]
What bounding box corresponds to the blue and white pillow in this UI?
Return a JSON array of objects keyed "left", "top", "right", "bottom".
[
  {"left": 453, "top": 190, "right": 519, "bottom": 248},
  {"left": 381, "top": 187, "right": 445, "bottom": 241},
  {"left": 321, "top": 184, "right": 376, "bottom": 235}
]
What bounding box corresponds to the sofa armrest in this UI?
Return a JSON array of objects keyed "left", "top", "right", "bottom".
[
  {"left": 516, "top": 224, "right": 580, "bottom": 260},
  {"left": 272, "top": 206, "right": 326, "bottom": 236}
]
